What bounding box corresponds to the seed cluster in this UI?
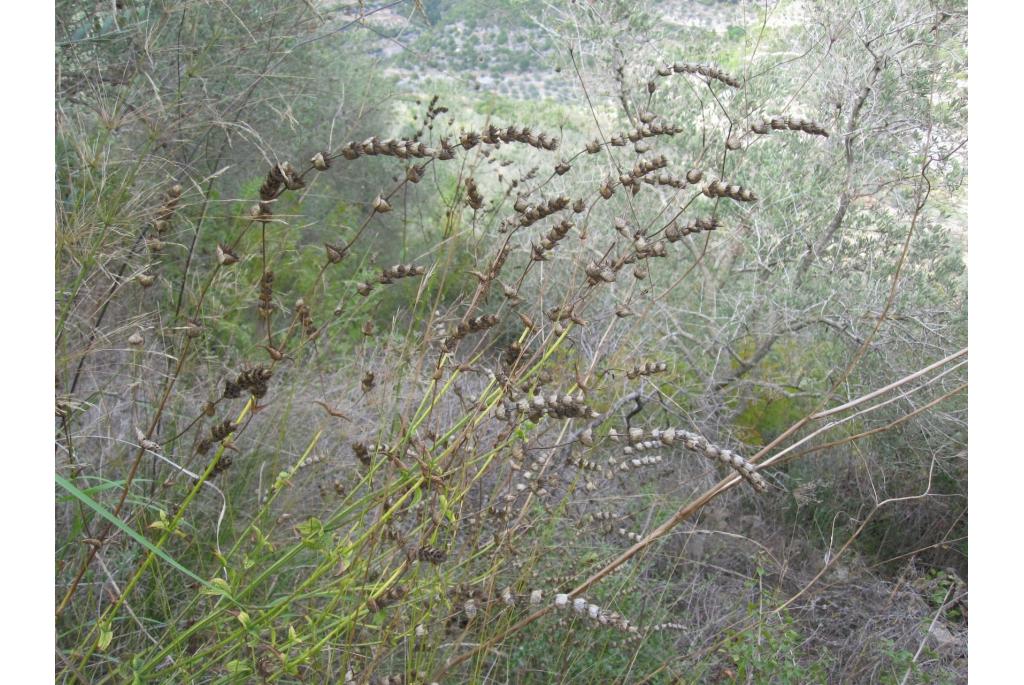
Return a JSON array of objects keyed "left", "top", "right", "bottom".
[
  {"left": 465, "top": 177, "right": 484, "bottom": 209},
  {"left": 702, "top": 179, "right": 758, "bottom": 202},
  {"left": 295, "top": 298, "right": 318, "bottom": 339},
  {"left": 148, "top": 184, "right": 182, "bottom": 255},
  {"left": 666, "top": 216, "right": 722, "bottom": 241},
  {"left": 531, "top": 218, "right": 574, "bottom": 260},
  {"left": 503, "top": 194, "right": 571, "bottom": 232},
  {"left": 751, "top": 115, "right": 829, "bottom": 137},
  {"left": 252, "top": 162, "right": 303, "bottom": 222},
  {"left": 257, "top": 271, "right": 274, "bottom": 318},
  {"left": 145, "top": 184, "right": 183, "bottom": 254},
  {"left": 626, "top": 361, "right": 668, "bottom": 379},
  {"left": 458, "top": 124, "right": 560, "bottom": 153},
  {"left": 443, "top": 314, "right": 499, "bottom": 351},
  {"left": 618, "top": 154, "right": 670, "bottom": 195},
  {"left": 554, "top": 594, "right": 641, "bottom": 635},
  {"left": 656, "top": 61, "right": 742, "bottom": 88},
  {"left": 224, "top": 365, "right": 273, "bottom": 400},
  {"left": 585, "top": 260, "right": 618, "bottom": 285},
  {"left": 379, "top": 263, "right": 426, "bottom": 284},
  {"left": 611, "top": 427, "right": 767, "bottom": 492},
  {"left": 416, "top": 545, "right": 448, "bottom": 564},
  {"left": 340, "top": 137, "right": 437, "bottom": 161},
  {"left": 641, "top": 171, "right": 691, "bottom": 189},
  {"left": 509, "top": 392, "right": 598, "bottom": 422},
  {"left": 613, "top": 454, "right": 665, "bottom": 471}
]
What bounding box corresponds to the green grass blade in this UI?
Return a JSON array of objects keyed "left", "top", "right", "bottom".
[{"left": 55, "top": 473, "right": 214, "bottom": 591}]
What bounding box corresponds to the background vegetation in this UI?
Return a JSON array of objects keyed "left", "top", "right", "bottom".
[{"left": 55, "top": 0, "right": 967, "bottom": 682}]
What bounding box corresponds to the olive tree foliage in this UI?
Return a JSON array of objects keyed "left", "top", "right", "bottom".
[{"left": 530, "top": 0, "right": 966, "bottom": 567}]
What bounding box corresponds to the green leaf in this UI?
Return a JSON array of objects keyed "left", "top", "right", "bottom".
[
  {"left": 224, "top": 660, "right": 251, "bottom": 676},
  {"left": 296, "top": 517, "right": 325, "bottom": 546},
  {"left": 97, "top": 626, "right": 113, "bottom": 651},
  {"left": 55, "top": 473, "right": 217, "bottom": 593},
  {"left": 200, "top": 577, "right": 233, "bottom": 598},
  {"left": 438, "top": 494, "right": 456, "bottom": 525}
]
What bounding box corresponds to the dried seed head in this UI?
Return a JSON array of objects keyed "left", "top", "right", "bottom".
[
  {"left": 464, "top": 177, "right": 484, "bottom": 209},
  {"left": 311, "top": 152, "right": 330, "bottom": 171},
  {"left": 216, "top": 243, "right": 239, "bottom": 266},
  {"left": 417, "top": 545, "right": 447, "bottom": 564},
  {"left": 325, "top": 243, "right": 346, "bottom": 264}
]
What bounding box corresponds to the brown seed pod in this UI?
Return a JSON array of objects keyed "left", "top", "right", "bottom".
[
  {"left": 211, "top": 419, "right": 236, "bottom": 442},
  {"left": 223, "top": 379, "right": 242, "bottom": 399},
  {"left": 311, "top": 152, "right": 330, "bottom": 171},
  {"left": 325, "top": 243, "right": 346, "bottom": 264},
  {"left": 216, "top": 243, "right": 238, "bottom": 266},
  {"left": 464, "top": 177, "right": 484, "bottom": 209},
  {"left": 417, "top": 546, "right": 448, "bottom": 564}
]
